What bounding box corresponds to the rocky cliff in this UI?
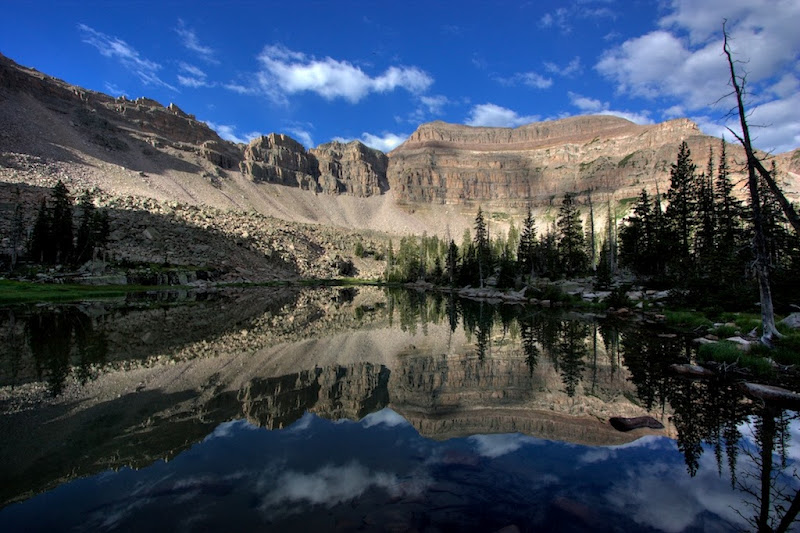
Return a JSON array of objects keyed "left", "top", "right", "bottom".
[
  {"left": 1, "top": 51, "right": 798, "bottom": 239},
  {"left": 387, "top": 117, "right": 777, "bottom": 207},
  {"left": 239, "top": 135, "right": 389, "bottom": 196}
]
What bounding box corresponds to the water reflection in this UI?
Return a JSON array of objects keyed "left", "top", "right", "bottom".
[{"left": 0, "top": 287, "right": 798, "bottom": 531}]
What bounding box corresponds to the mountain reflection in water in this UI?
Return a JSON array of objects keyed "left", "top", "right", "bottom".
[{"left": 0, "top": 287, "right": 798, "bottom": 532}]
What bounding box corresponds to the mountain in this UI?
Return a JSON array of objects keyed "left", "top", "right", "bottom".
[{"left": 1, "top": 52, "right": 798, "bottom": 278}]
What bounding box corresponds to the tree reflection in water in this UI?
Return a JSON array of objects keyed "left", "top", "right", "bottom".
[{"left": 620, "top": 325, "right": 800, "bottom": 532}]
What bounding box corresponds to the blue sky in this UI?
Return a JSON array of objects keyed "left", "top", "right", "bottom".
[{"left": 2, "top": 1, "right": 798, "bottom": 153}]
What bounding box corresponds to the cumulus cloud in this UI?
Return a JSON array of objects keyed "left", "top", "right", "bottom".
[
  {"left": 334, "top": 132, "right": 409, "bottom": 152},
  {"left": 465, "top": 103, "right": 540, "bottom": 127},
  {"left": 596, "top": 0, "right": 800, "bottom": 152},
  {"left": 568, "top": 91, "right": 654, "bottom": 124},
  {"left": 203, "top": 120, "right": 262, "bottom": 145},
  {"left": 175, "top": 19, "right": 217, "bottom": 63},
  {"left": 78, "top": 24, "right": 176, "bottom": 91},
  {"left": 254, "top": 44, "right": 433, "bottom": 104},
  {"left": 286, "top": 126, "right": 314, "bottom": 148}
]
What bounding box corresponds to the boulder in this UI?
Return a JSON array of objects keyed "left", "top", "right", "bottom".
[{"left": 780, "top": 312, "right": 800, "bottom": 330}]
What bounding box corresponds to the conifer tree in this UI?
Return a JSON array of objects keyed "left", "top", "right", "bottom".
[
  {"left": 29, "top": 198, "right": 51, "bottom": 264},
  {"left": 517, "top": 207, "right": 537, "bottom": 278},
  {"left": 557, "top": 193, "right": 588, "bottom": 277},
  {"left": 695, "top": 147, "right": 717, "bottom": 265},
  {"left": 665, "top": 142, "right": 697, "bottom": 275},
  {"left": 50, "top": 180, "right": 74, "bottom": 264},
  {"left": 474, "top": 207, "right": 491, "bottom": 286}
]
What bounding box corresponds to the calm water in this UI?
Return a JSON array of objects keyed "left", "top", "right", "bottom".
[{"left": 0, "top": 287, "right": 798, "bottom": 532}]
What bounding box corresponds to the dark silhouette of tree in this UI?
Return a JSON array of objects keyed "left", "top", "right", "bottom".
[
  {"left": 665, "top": 141, "right": 697, "bottom": 276},
  {"left": 50, "top": 180, "right": 74, "bottom": 264},
  {"left": 29, "top": 198, "right": 51, "bottom": 264}
]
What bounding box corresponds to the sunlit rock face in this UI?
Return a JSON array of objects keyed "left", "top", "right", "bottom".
[
  {"left": 310, "top": 140, "right": 389, "bottom": 196},
  {"left": 387, "top": 117, "right": 769, "bottom": 207},
  {"left": 237, "top": 363, "right": 390, "bottom": 429}
]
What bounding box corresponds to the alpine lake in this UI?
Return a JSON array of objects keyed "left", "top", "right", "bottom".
[{"left": 1, "top": 285, "right": 798, "bottom": 532}]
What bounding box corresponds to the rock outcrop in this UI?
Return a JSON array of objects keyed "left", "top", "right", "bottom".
[
  {"left": 311, "top": 140, "right": 389, "bottom": 196},
  {"left": 240, "top": 133, "right": 319, "bottom": 190}
]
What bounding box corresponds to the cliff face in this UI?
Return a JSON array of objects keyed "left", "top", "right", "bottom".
[
  {"left": 311, "top": 140, "right": 389, "bottom": 196},
  {"left": 387, "top": 116, "right": 755, "bottom": 206},
  {"left": 238, "top": 136, "right": 389, "bottom": 197}
]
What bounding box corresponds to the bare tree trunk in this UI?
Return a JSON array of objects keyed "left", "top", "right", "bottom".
[{"left": 723, "top": 25, "right": 782, "bottom": 343}]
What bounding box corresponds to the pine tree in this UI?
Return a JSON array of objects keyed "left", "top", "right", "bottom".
[
  {"left": 9, "top": 188, "right": 25, "bottom": 270},
  {"left": 29, "top": 198, "right": 51, "bottom": 264},
  {"left": 445, "top": 239, "right": 458, "bottom": 286},
  {"left": 665, "top": 142, "right": 697, "bottom": 274},
  {"left": 695, "top": 147, "right": 716, "bottom": 266},
  {"left": 557, "top": 193, "right": 588, "bottom": 277},
  {"left": 474, "top": 207, "right": 491, "bottom": 287},
  {"left": 517, "top": 207, "right": 537, "bottom": 279},
  {"left": 50, "top": 180, "right": 74, "bottom": 264},
  {"left": 619, "top": 189, "right": 651, "bottom": 275}
]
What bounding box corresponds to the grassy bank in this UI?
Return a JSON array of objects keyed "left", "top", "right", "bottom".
[{"left": 0, "top": 280, "right": 176, "bottom": 304}]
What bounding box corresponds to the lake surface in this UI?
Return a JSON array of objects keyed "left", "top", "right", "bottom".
[{"left": 0, "top": 286, "right": 798, "bottom": 532}]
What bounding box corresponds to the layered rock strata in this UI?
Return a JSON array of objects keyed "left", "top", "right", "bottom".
[{"left": 387, "top": 117, "right": 759, "bottom": 206}]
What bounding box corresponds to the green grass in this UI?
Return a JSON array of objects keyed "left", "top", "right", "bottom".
[
  {"left": 0, "top": 280, "right": 171, "bottom": 304},
  {"left": 665, "top": 310, "right": 713, "bottom": 329},
  {"left": 698, "top": 341, "right": 775, "bottom": 376},
  {"left": 710, "top": 324, "right": 738, "bottom": 338}
]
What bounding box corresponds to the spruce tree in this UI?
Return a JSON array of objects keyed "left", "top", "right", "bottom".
[
  {"left": 665, "top": 142, "right": 697, "bottom": 276},
  {"left": 517, "top": 207, "right": 536, "bottom": 279},
  {"left": 695, "top": 147, "right": 716, "bottom": 266},
  {"left": 557, "top": 193, "right": 588, "bottom": 277},
  {"left": 29, "top": 198, "right": 51, "bottom": 264},
  {"left": 50, "top": 180, "right": 74, "bottom": 264},
  {"left": 474, "top": 207, "right": 491, "bottom": 286}
]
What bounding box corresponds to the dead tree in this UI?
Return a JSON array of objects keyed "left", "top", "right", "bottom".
[{"left": 723, "top": 23, "right": 782, "bottom": 343}]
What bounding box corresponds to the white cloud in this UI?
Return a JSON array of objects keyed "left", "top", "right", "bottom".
[
  {"left": 175, "top": 19, "right": 217, "bottom": 64},
  {"left": 334, "top": 132, "right": 409, "bottom": 152},
  {"left": 104, "top": 82, "right": 127, "bottom": 97},
  {"left": 203, "top": 120, "right": 262, "bottom": 145},
  {"left": 177, "top": 62, "right": 214, "bottom": 88},
  {"left": 286, "top": 126, "right": 314, "bottom": 148},
  {"left": 255, "top": 44, "right": 433, "bottom": 104},
  {"left": 544, "top": 56, "right": 583, "bottom": 77},
  {"left": 596, "top": 0, "right": 800, "bottom": 152},
  {"left": 419, "top": 95, "right": 451, "bottom": 115},
  {"left": 78, "top": 24, "right": 176, "bottom": 91},
  {"left": 465, "top": 103, "right": 540, "bottom": 128},
  {"left": 567, "top": 92, "right": 654, "bottom": 125}
]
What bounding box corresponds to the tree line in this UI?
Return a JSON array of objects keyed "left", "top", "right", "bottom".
[
  {"left": 383, "top": 195, "right": 603, "bottom": 289},
  {"left": 618, "top": 140, "right": 799, "bottom": 310},
  {"left": 383, "top": 139, "right": 799, "bottom": 311}
]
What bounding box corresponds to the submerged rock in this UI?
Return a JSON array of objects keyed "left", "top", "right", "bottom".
[
  {"left": 669, "top": 364, "right": 715, "bottom": 378},
  {"left": 609, "top": 416, "right": 664, "bottom": 432}
]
